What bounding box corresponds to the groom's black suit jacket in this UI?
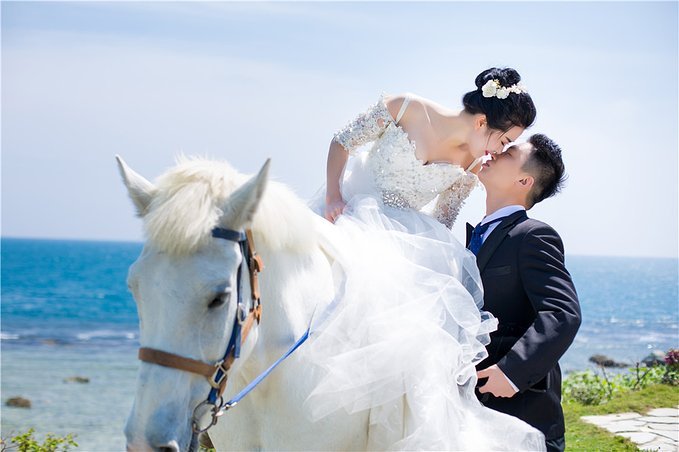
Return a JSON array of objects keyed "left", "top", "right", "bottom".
[{"left": 467, "top": 210, "right": 581, "bottom": 440}]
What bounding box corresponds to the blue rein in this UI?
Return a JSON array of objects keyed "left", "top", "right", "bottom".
[{"left": 207, "top": 227, "right": 313, "bottom": 414}]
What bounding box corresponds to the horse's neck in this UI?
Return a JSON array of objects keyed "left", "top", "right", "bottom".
[
  {"left": 249, "top": 242, "right": 335, "bottom": 363},
  {"left": 212, "top": 239, "right": 372, "bottom": 451}
]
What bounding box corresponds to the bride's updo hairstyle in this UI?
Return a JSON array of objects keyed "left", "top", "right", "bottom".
[{"left": 462, "top": 67, "right": 536, "bottom": 131}]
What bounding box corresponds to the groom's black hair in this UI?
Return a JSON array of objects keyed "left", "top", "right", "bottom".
[
  {"left": 523, "top": 134, "right": 567, "bottom": 207},
  {"left": 462, "top": 67, "right": 537, "bottom": 131}
]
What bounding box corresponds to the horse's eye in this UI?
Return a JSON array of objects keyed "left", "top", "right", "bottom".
[{"left": 208, "top": 291, "right": 231, "bottom": 309}]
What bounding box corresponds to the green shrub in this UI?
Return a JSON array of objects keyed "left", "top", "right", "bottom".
[
  {"left": 0, "top": 428, "right": 77, "bottom": 452},
  {"left": 563, "top": 370, "right": 613, "bottom": 405},
  {"left": 564, "top": 349, "right": 679, "bottom": 405}
]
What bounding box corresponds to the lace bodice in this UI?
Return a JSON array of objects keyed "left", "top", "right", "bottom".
[{"left": 334, "top": 95, "right": 477, "bottom": 228}]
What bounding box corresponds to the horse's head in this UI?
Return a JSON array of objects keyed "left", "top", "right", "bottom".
[{"left": 117, "top": 156, "right": 269, "bottom": 451}]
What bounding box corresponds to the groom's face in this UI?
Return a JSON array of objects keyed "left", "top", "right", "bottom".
[{"left": 478, "top": 143, "right": 533, "bottom": 193}]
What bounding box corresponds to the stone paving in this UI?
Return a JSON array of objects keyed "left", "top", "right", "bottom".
[{"left": 582, "top": 406, "right": 678, "bottom": 451}]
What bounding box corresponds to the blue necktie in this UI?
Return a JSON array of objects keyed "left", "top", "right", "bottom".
[{"left": 468, "top": 218, "right": 504, "bottom": 255}]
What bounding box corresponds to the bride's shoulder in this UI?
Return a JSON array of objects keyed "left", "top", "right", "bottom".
[{"left": 382, "top": 92, "right": 427, "bottom": 123}]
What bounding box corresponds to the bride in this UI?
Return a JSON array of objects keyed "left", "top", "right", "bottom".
[{"left": 303, "top": 67, "right": 546, "bottom": 450}]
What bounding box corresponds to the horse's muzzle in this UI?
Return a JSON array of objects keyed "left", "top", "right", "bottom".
[{"left": 125, "top": 440, "right": 181, "bottom": 452}]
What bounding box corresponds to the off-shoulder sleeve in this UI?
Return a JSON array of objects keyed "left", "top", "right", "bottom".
[
  {"left": 333, "top": 95, "right": 394, "bottom": 155},
  {"left": 433, "top": 173, "right": 478, "bottom": 229}
]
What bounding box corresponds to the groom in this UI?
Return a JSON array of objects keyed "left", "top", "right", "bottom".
[{"left": 468, "top": 134, "right": 581, "bottom": 452}]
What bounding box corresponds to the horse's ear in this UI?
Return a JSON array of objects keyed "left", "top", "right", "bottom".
[
  {"left": 116, "top": 155, "right": 155, "bottom": 217},
  {"left": 221, "top": 159, "right": 271, "bottom": 228}
]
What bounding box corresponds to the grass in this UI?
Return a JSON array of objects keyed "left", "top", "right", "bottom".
[{"left": 564, "top": 383, "right": 679, "bottom": 451}]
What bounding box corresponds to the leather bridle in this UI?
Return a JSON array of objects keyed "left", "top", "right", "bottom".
[{"left": 137, "top": 227, "right": 263, "bottom": 433}]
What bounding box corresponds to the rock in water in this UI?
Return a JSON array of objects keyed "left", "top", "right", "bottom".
[
  {"left": 589, "top": 354, "right": 629, "bottom": 368},
  {"left": 6, "top": 397, "right": 31, "bottom": 408},
  {"left": 642, "top": 350, "right": 666, "bottom": 366},
  {"left": 63, "top": 376, "right": 90, "bottom": 383}
]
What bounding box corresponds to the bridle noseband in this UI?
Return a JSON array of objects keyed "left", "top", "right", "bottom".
[{"left": 137, "top": 227, "right": 263, "bottom": 433}]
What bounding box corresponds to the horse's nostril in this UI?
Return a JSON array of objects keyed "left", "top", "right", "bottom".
[{"left": 157, "top": 441, "right": 180, "bottom": 452}]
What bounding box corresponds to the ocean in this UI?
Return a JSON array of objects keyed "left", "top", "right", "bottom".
[{"left": 1, "top": 238, "right": 678, "bottom": 449}]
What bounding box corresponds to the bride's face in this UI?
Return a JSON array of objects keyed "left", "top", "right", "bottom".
[{"left": 468, "top": 119, "right": 524, "bottom": 159}]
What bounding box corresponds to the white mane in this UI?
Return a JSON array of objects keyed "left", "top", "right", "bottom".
[{"left": 143, "top": 156, "right": 318, "bottom": 256}]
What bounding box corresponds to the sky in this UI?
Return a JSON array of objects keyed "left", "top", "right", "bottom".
[{"left": 2, "top": 1, "right": 677, "bottom": 258}]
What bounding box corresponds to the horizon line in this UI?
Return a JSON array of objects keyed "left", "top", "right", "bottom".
[{"left": 2, "top": 235, "right": 677, "bottom": 261}]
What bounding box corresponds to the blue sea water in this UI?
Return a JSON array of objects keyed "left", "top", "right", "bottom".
[
  {"left": 1, "top": 237, "right": 678, "bottom": 449},
  {"left": 1, "top": 239, "right": 142, "bottom": 450}
]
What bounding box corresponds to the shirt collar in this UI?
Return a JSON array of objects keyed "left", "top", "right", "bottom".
[{"left": 481, "top": 205, "right": 525, "bottom": 226}]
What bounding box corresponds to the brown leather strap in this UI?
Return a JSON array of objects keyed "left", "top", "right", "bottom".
[
  {"left": 139, "top": 347, "right": 215, "bottom": 379},
  {"left": 245, "top": 229, "right": 263, "bottom": 301},
  {"left": 138, "top": 305, "right": 261, "bottom": 382},
  {"left": 242, "top": 304, "right": 262, "bottom": 341}
]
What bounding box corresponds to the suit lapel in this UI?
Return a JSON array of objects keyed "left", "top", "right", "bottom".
[
  {"left": 465, "top": 222, "right": 474, "bottom": 248},
  {"left": 476, "top": 210, "right": 527, "bottom": 272}
]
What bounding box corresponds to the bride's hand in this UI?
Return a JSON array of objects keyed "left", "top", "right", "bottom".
[{"left": 325, "top": 198, "right": 347, "bottom": 223}]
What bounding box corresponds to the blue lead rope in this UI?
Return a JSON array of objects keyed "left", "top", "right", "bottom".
[
  {"left": 215, "top": 279, "right": 345, "bottom": 413},
  {"left": 218, "top": 328, "right": 311, "bottom": 412},
  {"left": 207, "top": 226, "right": 346, "bottom": 417}
]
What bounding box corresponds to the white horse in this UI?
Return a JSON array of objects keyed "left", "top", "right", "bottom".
[{"left": 118, "top": 156, "right": 369, "bottom": 451}]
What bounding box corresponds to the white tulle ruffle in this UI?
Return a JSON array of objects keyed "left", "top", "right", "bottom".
[{"left": 302, "top": 154, "right": 545, "bottom": 450}]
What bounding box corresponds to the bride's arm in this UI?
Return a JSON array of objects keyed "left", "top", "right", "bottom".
[
  {"left": 324, "top": 94, "right": 407, "bottom": 222},
  {"left": 433, "top": 174, "right": 478, "bottom": 228},
  {"left": 325, "top": 140, "right": 350, "bottom": 222}
]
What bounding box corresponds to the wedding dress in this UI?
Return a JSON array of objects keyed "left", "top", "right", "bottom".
[{"left": 304, "top": 95, "right": 546, "bottom": 451}]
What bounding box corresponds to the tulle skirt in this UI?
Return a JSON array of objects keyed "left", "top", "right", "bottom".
[{"left": 303, "top": 153, "right": 546, "bottom": 451}]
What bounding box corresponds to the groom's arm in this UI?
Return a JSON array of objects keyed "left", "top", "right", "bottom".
[{"left": 495, "top": 223, "right": 581, "bottom": 392}]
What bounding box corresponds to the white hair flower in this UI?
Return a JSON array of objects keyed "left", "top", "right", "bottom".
[
  {"left": 508, "top": 82, "right": 528, "bottom": 95},
  {"left": 481, "top": 79, "right": 528, "bottom": 99},
  {"left": 482, "top": 79, "right": 499, "bottom": 98},
  {"left": 496, "top": 87, "right": 510, "bottom": 99}
]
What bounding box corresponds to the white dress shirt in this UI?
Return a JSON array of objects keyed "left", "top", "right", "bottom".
[{"left": 480, "top": 205, "right": 525, "bottom": 243}]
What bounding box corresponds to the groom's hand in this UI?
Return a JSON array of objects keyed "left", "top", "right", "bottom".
[{"left": 477, "top": 365, "right": 519, "bottom": 398}]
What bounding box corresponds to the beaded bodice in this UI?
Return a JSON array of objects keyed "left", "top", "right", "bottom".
[{"left": 333, "top": 95, "right": 478, "bottom": 228}]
